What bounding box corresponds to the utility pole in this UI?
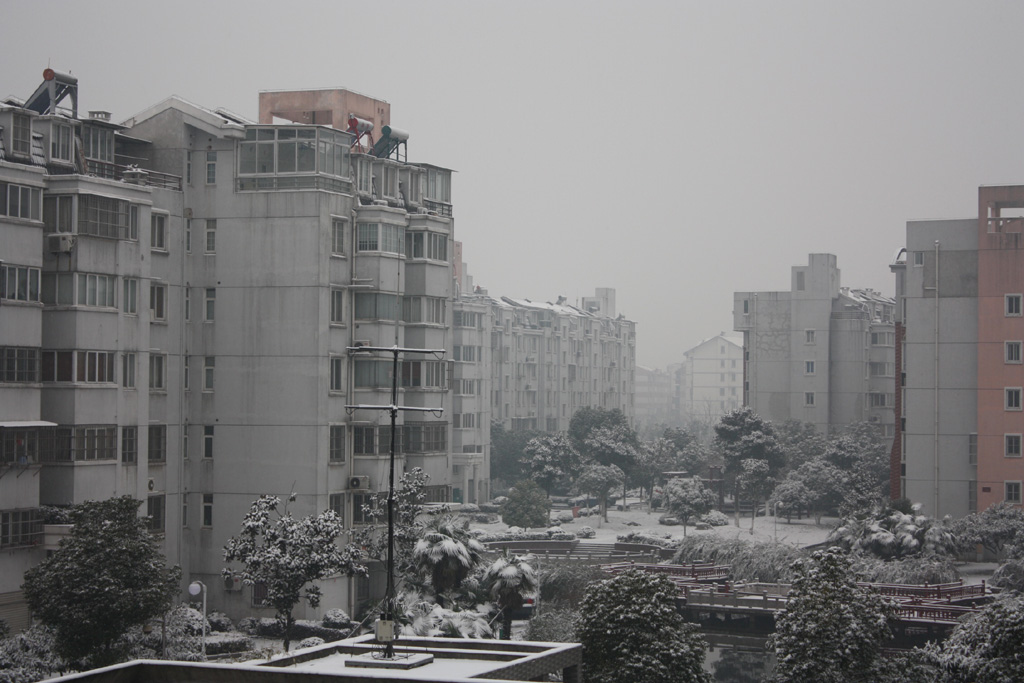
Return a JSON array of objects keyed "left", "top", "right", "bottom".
[{"left": 345, "top": 344, "right": 444, "bottom": 660}]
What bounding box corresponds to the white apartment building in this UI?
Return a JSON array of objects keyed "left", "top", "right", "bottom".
[
  {"left": 672, "top": 333, "right": 744, "bottom": 426},
  {"left": 734, "top": 254, "right": 896, "bottom": 436},
  {"left": 634, "top": 365, "right": 675, "bottom": 431},
  {"left": 0, "top": 74, "right": 457, "bottom": 625}
]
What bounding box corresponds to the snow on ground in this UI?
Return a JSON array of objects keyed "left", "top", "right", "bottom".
[{"left": 469, "top": 499, "right": 836, "bottom": 549}]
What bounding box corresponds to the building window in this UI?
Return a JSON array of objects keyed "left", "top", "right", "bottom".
[
  {"left": 871, "top": 331, "right": 895, "bottom": 346},
  {"left": 329, "top": 493, "right": 345, "bottom": 524},
  {"left": 151, "top": 214, "right": 167, "bottom": 250},
  {"left": 206, "top": 151, "right": 217, "bottom": 185},
  {"left": 331, "top": 218, "right": 346, "bottom": 256},
  {"left": 204, "top": 288, "right": 216, "bottom": 321},
  {"left": 123, "top": 278, "right": 138, "bottom": 314},
  {"left": 796, "top": 271, "right": 805, "bottom": 291},
  {"left": 356, "top": 222, "right": 405, "bottom": 255},
  {"left": 75, "top": 273, "right": 116, "bottom": 308},
  {"left": 869, "top": 362, "right": 895, "bottom": 377},
  {"left": 330, "top": 426, "right": 345, "bottom": 461},
  {"left": 805, "top": 330, "right": 815, "bottom": 344},
  {"left": 402, "top": 422, "right": 447, "bottom": 454},
  {"left": 1, "top": 183, "right": 41, "bottom": 221},
  {"left": 1007, "top": 294, "right": 1023, "bottom": 317},
  {"left": 1007, "top": 341, "right": 1022, "bottom": 364},
  {"left": 805, "top": 360, "right": 815, "bottom": 375},
  {"left": 405, "top": 231, "right": 448, "bottom": 261},
  {"left": 203, "top": 357, "right": 215, "bottom": 391},
  {"left": 0, "top": 347, "right": 40, "bottom": 383},
  {"left": 354, "top": 292, "right": 400, "bottom": 321},
  {"left": 11, "top": 113, "right": 31, "bottom": 156},
  {"left": 330, "top": 289, "right": 345, "bottom": 324},
  {"left": 805, "top": 392, "right": 815, "bottom": 406},
  {"left": 122, "top": 352, "right": 136, "bottom": 388},
  {"left": 403, "top": 296, "right": 446, "bottom": 325},
  {"left": 42, "top": 195, "right": 72, "bottom": 233},
  {"left": 2, "top": 264, "right": 41, "bottom": 302},
  {"left": 148, "top": 425, "right": 167, "bottom": 462},
  {"left": 868, "top": 393, "right": 891, "bottom": 408},
  {"left": 1006, "top": 434, "right": 1022, "bottom": 458},
  {"left": 182, "top": 494, "right": 188, "bottom": 528},
  {"left": 353, "top": 426, "right": 374, "bottom": 455},
  {"left": 1007, "top": 388, "right": 1022, "bottom": 411},
  {"left": 50, "top": 122, "right": 73, "bottom": 162},
  {"left": 203, "top": 425, "right": 214, "bottom": 459},
  {"left": 913, "top": 251, "right": 924, "bottom": 266},
  {"left": 128, "top": 205, "right": 139, "bottom": 240},
  {"left": 402, "top": 361, "right": 447, "bottom": 388},
  {"left": 150, "top": 284, "right": 166, "bottom": 321},
  {"left": 352, "top": 493, "right": 373, "bottom": 525},
  {"left": 183, "top": 355, "right": 190, "bottom": 391},
  {"left": 202, "top": 494, "right": 213, "bottom": 527},
  {"left": 119, "top": 426, "right": 137, "bottom": 463},
  {"left": 82, "top": 125, "right": 113, "bottom": 162},
  {"left": 147, "top": 495, "right": 165, "bottom": 532},
  {"left": 353, "top": 359, "right": 392, "bottom": 388},
  {"left": 330, "top": 357, "right": 344, "bottom": 391},
  {"left": 0, "top": 509, "right": 43, "bottom": 549},
  {"left": 186, "top": 151, "right": 192, "bottom": 185},
  {"left": 149, "top": 354, "right": 166, "bottom": 390},
  {"left": 205, "top": 219, "right": 216, "bottom": 253},
  {"left": 969, "top": 433, "right": 978, "bottom": 465},
  {"left": 1006, "top": 481, "right": 1022, "bottom": 504}
]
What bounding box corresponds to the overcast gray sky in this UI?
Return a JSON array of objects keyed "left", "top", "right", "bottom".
[{"left": 4, "top": 1, "right": 1023, "bottom": 368}]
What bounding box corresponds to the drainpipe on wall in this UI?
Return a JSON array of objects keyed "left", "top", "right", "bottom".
[{"left": 933, "top": 241, "right": 940, "bottom": 515}]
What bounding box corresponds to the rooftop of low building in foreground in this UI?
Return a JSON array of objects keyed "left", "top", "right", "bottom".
[{"left": 40, "top": 636, "right": 582, "bottom": 683}]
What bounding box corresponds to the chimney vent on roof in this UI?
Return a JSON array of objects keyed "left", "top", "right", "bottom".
[{"left": 89, "top": 111, "right": 111, "bottom": 122}]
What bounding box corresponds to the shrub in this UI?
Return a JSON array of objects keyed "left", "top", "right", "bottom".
[
  {"left": 671, "top": 536, "right": 806, "bottom": 583},
  {"left": 526, "top": 609, "right": 578, "bottom": 642},
  {"left": 491, "top": 496, "right": 509, "bottom": 507},
  {"left": 578, "top": 507, "right": 591, "bottom": 517},
  {"left": 298, "top": 637, "right": 325, "bottom": 649},
  {"left": 539, "top": 564, "right": 608, "bottom": 605},
  {"left": 459, "top": 504, "right": 480, "bottom": 513},
  {"left": 700, "top": 510, "right": 730, "bottom": 526},
  {"left": 577, "top": 526, "right": 596, "bottom": 539},
  {"left": 851, "top": 555, "right": 960, "bottom": 585},
  {"left": 207, "top": 612, "right": 233, "bottom": 633},
  {"left": 617, "top": 531, "right": 676, "bottom": 548},
  {"left": 549, "top": 531, "right": 576, "bottom": 541},
  {"left": 206, "top": 635, "right": 254, "bottom": 656},
  {"left": 472, "top": 513, "right": 500, "bottom": 524},
  {"left": 557, "top": 511, "right": 575, "bottom": 523},
  {"left": 502, "top": 480, "right": 550, "bottom": 529},
  {"left": 322, "top": 608, "right": 354, "bottom": 630},
  {"left": 991, "top": 559, "right": 1024, "bottom": 593}
]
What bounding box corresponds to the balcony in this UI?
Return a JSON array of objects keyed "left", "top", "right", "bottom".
[{"left": 48, "top": 159, "right": 182, "bottom": 190}]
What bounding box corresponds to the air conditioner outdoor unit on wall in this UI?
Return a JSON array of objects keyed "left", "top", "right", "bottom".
[
  {"left": 47, "top": 234, "right": 74, "bottom": 254},
  {"left": 349, "top": 475, "right": 371, "bottom": 491},
  {"left": 223, "top": 574, "right": 243, "bottom": 592}
]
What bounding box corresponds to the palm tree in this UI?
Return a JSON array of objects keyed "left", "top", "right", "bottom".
[
  {"left": 413, "top": 515, "right": 484, "bottom": 606},
  {"left": 482, "top": 550, "right": 539, "bottom": 640}
]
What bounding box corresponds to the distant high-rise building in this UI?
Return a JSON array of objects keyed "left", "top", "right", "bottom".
[
  {"left": 734, "top": 254, "right": 896, "bottom": 436},
  {"left": 671, "top": 333, "right": 744, "bottom": 427}
]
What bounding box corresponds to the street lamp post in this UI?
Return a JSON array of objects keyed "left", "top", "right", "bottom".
[{"left": 188, "top": 580, "right": 207, "bottom": 659}]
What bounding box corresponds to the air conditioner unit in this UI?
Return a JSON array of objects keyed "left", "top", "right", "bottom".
[
  {"left": 223, "top": 574, "right": 242, "bottom": 592},
  {"left": 353, "top": 340, "right": 372, "bottom": 348},
  {"left": 147, "top": 478, "right": 156, "bottom": 492},
  {"left": 348, "top": 475, "right": 370, "bottom": 491},
  {"left": 185, "top": 208, "right": 193, "bottom": 219},
  {"left": 47, "top": 234, "right": 74, "bottom": 254}
]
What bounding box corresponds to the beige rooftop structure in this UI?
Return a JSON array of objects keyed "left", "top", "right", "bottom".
[{"left": 259, "top": 88, "right": 390, "bottom": 135}]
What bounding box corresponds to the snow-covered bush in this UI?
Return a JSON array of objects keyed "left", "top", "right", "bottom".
[
  {"left": 491, "top": 496, "right": 508, "bottom": 507},
  {"left": 556, "top": 511, "right": 575, "bottom": 523},
  {"left": 549, "top": 531, "right": 576, "bottom": 541},
  {"left": 699, "top": 510, "right": 730, "bottom": 527},
  {"left": 577, "top": 526, "right": 596, "bottom": 539},
  {"left": 829, "top": 505, "right": 959, "bottom": 560},
  {"left": 577, "top": 506, "right": 591, "bottom": 517},
  {"left": 207, "top": 611, "right": 233, "bottom": 633},
  {"left": 298, "top": 637, "right": 325, "bottom": 649},
  {"left": 617, "top": 531, "right": 676, "bottom": 548},
  {"left": 472, "top": 513, "right": 500, "bottom": 524},
  {"left": 0, "top": 625, "right": 63, "bottom": 683},
  {"left": 506, "top": 526, "right": 524, "bottom": 536},
  {"left": 321, "top": 608, "right": 353, "bottom": 630},
  {"left": 458, "top": 504, "right": 480, "bottom": 514}
]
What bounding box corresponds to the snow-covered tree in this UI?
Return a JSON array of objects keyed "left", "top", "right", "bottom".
[
  {"left": 737, "top": 459, "right": 774, "bottom": 532},
  {"left": 664, "top": 477, "right": 716, "bottom": 536},
  {"left": 501, "top": 479, "right": 550, "bottom": 528},
  {"left": 21, "top": 496, "right": 180, "bottom": 668},
  {"left": 634, "top": 438, "right": 681, "bottom": 507},
  {"left": 397, "top": 591, "right": 493, "bottom": 639},
  {"left": 353, "top": 467, "right": 443, "bottom": 581},
  {"left": 769, "top": 476, "right": 812, "bottom": 523},
  {"left": 952, "top": 501, "right": 1024, "bottom": 558},
  {"left": 774, "top": 419, "right": 828, "bottom": 471},
  {"left": 576, "top": 569, "right": 710, "bottom": 683},
  {"left": 521, "top": 433, "right": 580, "bottom": 495},
  {"left": 575, "top": 464, "right": 625, "bottom": 522},
  {"left": 223, "top": 495, "right": 365, "bottom": 652},
  {"left": 770, "top": 548, "right": 893, "bottom": 682},
  {"left": 793, "top": 457, "right": 847, "bottom": 524},
  {"left": 928, "top": 592, "right": 1024, "bottom": 682},
  {"left": 482, "top": 551, "right": 538, "bottom": 639},
  {"left": 413, "top": 515, "right": 484, "bottom": 606},
  {"left": 0, "top": 625, "right": 64, "bottom": 683}
]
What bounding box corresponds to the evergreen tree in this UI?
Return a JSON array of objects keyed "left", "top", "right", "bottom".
[
  {"left": 22, "top": 496, "right": 180, "bottom": 668},
  {"left": 576, "top": 569, "right": 710, "bottom": 683},
  {"left": 501, "top": 479, "right": 550, "bottom": 528}
]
